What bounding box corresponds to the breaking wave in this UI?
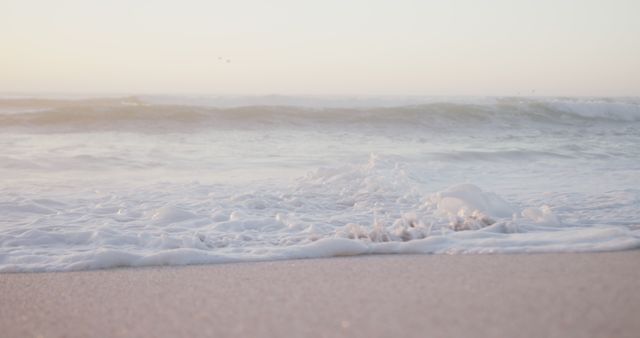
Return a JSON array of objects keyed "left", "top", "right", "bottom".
[
  {"left": 1, "top": 95, "right": 639, "bottom": 272},
  {"left": 0, "top": 96, "right": 638, "bottom": 132},
  {"left": 2, "top": 155, "right": 639, "bottom": 272}
]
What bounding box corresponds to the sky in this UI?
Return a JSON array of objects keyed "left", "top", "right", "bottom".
[{"left": 1, "top": 0, "right": 639, "bottom": 96}]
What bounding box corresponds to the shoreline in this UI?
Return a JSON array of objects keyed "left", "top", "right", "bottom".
[{"left": 2, "top": 251, "right": 639, "bottom": 337}]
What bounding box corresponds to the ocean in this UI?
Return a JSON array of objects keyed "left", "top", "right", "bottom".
[{"left": 1, "top": 95, "right": 639, "bottom": 272}]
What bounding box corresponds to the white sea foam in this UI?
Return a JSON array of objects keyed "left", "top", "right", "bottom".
[{"left": 0, "top": 96, "right": 639, "bottom": 272}]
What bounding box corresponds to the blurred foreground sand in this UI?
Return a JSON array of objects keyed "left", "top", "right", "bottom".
[{"left": 1, "top": 251, "right": 639, "bottom": 338}]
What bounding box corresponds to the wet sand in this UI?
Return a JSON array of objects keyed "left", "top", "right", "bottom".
[{"left": 1, "top": 251, "right": 639, "bottom": 338}]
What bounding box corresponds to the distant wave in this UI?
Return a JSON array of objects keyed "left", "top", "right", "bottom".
[
  {"left": 0, "top": 96, "right": 638, "bottom": 131},
  {"left": 423, "top": 150, "right": 576, "bottom": 162}
]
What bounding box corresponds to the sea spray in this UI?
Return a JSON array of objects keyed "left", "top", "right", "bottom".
[{"left": 1, "top": 96, "right": 639, "bottom": 271}]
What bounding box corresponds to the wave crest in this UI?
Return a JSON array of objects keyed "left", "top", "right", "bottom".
[{"left": 0, "top": 96, "right": 638, "bottom": 131}]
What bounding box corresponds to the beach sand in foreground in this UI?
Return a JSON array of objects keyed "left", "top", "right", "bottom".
[{"left": 1, "top": 251, "right": 639, "bottom": 338}]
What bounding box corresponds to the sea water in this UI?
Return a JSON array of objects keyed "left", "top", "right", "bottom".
[{"left": 1, "top": 95, "right": 639, "bottom": 272}]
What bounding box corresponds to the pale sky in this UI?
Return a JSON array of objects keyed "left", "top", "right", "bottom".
[{"left": 1, "top": 0, "right": 639, "bottom": 96}]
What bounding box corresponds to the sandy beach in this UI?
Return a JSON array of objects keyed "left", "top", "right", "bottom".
[
  {"left": 1, "top": 251, "right": 639, "bottom": 338},
  {"left": 2, "top": 0, "right": 639, "bottom": 337}
]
